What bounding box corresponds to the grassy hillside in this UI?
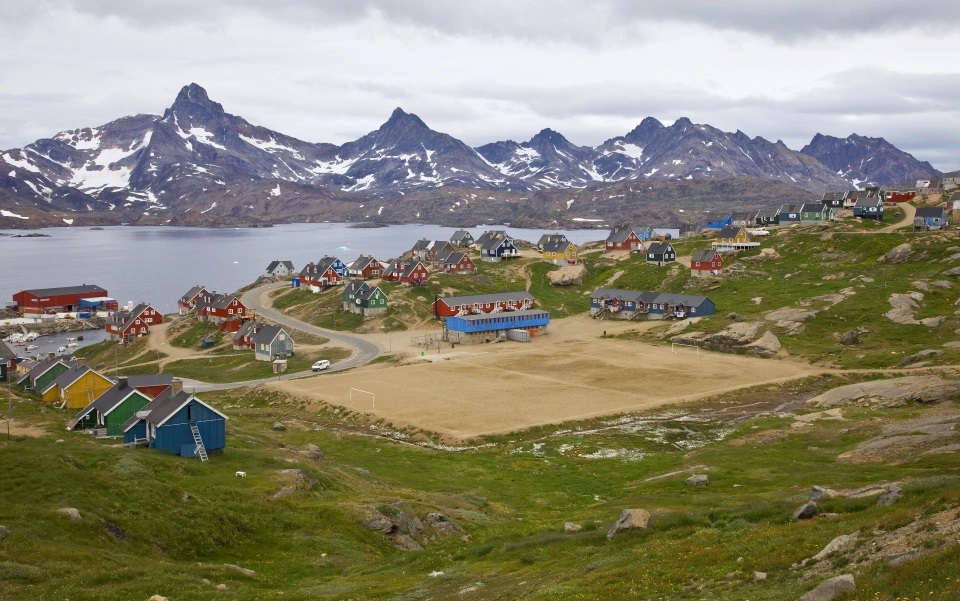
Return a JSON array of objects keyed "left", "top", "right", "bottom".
[{"left": 2, "top": 375, "right": 959, "bottom": 600}]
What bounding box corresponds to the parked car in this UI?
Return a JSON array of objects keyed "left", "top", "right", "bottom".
[
  {"left": 311, "top": 359, "right": 331, "bottom": 372},
  {"left": 748, "top": 228, "right": 770, "bottom": 236}
]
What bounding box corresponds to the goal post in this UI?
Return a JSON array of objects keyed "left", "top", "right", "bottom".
[
  {"left": 349, "top": 387, "right": 376, "bottom": 410},
  {"left": 671, "top": 342, "right": 700, "bottom": 357}
]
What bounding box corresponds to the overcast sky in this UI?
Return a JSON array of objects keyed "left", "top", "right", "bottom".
[{"left": 2, "top": 0, "right": 957, "bottom": 170}]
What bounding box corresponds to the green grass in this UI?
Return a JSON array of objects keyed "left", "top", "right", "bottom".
[
  {"left": 2, "top": 374, "right": 960, "bottom": 600},
  {"left": 169, "top": 319, "right": 221, "bottom": 349}
]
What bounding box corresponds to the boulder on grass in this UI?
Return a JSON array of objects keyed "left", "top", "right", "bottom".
[
  {"left": 793, "top": 501, "right": 819, "bottom": 521},
  {"left": 797, "top": 574, "right": 855, "bottom": 601},
  {"left": 685, "top": 474, "right": 709, "bottom": 486},
  {"left": 607, "top": 509, "right": 651, "bottom": 539}
]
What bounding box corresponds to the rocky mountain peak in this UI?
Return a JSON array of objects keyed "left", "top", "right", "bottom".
[
  {"left": 529, "top": 128, "right": 571, "bottom": 148},
  {"left": 383, "top": 107, "right": 428, "bottom": 130},
  {"left": 163, "top": 83, "right": 226, "bottom": 122},
  {"left": 624, "top": 117, "right": 664, "bottom": 143},
  {"left": 801, "top": 132, "right": 940, "bottom": 186}
]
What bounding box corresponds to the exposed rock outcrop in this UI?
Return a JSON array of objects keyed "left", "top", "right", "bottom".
[
  {"left": 806, "top": 376, "right": 960, "bottom": 408},
  {"left": 797, "top": 574, "right": 855, "bottom": 601},
  {"left": 547, "top": 264, "right": 586, "bottom": 286}
]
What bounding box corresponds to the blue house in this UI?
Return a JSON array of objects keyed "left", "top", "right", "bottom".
[
  {"left": 914, "top": 207, "right": 947, "bottom": 230},
  {"left": 591, "top": 288, "right": 715, "bottom": 320},
  {"left": 703, "top": 213, "right": 732, "bottom": 229},
  {"left": 853, "top": 196, "right": 883, "bottom": 220},
  {"left": 777, "top": 204, "right": 802, "bottom": 223},
  {"left": 479, "top": 232, "right": 520, "bottom": 261},
  {"left": 316, "top": 256, "right": 349, "bottom": 278},
  {"left": 122, "top": 388, "right": 228, "bottom": 458}
]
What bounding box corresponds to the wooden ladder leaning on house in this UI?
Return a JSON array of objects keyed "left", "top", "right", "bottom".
[{"left": 190, "top": 424, "right": 209, "bottom": 462}]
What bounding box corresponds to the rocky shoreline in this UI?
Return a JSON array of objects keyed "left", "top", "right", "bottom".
[{"left": 0, "top": 317, "right": 105, "bottom": 339}]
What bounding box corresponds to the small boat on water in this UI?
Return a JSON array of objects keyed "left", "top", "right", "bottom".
[
  {"left": 56, "top": 346, "right": 67, "bottom": 353},
  {"left": 66, "top": 342, "right": 81, "bottom": 348},
  {"left": 66, "top": 337, "right": 77, "bottom": 342},
  {"left": 26, "top": 344, "right": 37, "bottom": 351},
  {"left": 77, "top": 335, "right": 84, "bottom": 341}
]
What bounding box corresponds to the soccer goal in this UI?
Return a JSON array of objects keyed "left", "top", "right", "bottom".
[
  {"left": 671, "top": 342, "right": 700, "bottom": 357},
  {"left": 350, "top": 387, "right": 376, "bottom": 410}
]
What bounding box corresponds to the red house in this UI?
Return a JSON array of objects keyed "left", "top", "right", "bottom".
[
  {"left": 13, "top": 284, "right": 109, "bottom": 314},
  {"left": 350, "top": 256, "right": 386, "bottom": 279},
  {"left": 195, "top": 293, "right": 247, "bottom": 324},
  {"left": 382, "top": 261, "right": 430, "bottom": 285},
  {"left": 178, "top": 285, "right": 209, "bottom": 315},
  {"left": 690, "top": 249, "right": 723, "bottom": 278},
  {"left": 604, "top": 225, "right": 642, "bottom": 252},
  {"left": 124, "top": 374, "right": 174, "bottom": 399},
  {"left": 885, "top": 190, "right": 917, "bottom": 203},
  {"left": 105, "top": 303, "right": 164, "bottom": 340},
  {"left": 432, "top": 291, "right": 535, "bottom": 319},
  {"left": 434, "top": 251, "right": 476, "bottom": 274},
  {"left": 300, "top": 260, "right": 341, "bottom": 290}
]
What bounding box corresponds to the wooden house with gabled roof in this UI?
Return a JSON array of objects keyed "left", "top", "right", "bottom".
[
  {"left": 350, "top": 255, "right": 386, "bottom": 279},
  {"left": 450, "top": 230, "right": 475, "bottom": 247},
  {"left": 433, "top": 250, "right": 476, "bottom": 274},
  {"left": 300, "top": 258, "right": 343, "bottom": 291},
  {"left": 39, "top": 359, "right": 114, "bottom": 409},
  {"left": 854, "top": 195, "right": 884, "bottom": 220},
  {"left": 712, "top": 226, "right": 758, "bottom": 252},
  {"left": 382, "top": 260, "right": 430, "bottom": 285},
  {"left": 541, "top": 234, "right": 578, "bottom": 264},
  {"left": 604, "top": 224, "right": 642, "bottom": 251},
  {"left": 703, "top": 213, "right": 732, "bottom": 229},
  {"left": 778, "top": 204, "right": 803, "bottom": 223},
  {"left": 645, "top": 241, "right": 676, "bottom": 266},
  {"left": 265, "top": 260, "right": 295, "bottom": 277},
  {"left": 178, "top": 285, "right": 208, "bottom": 315},
  {"left": 122, "top": 386, "right": 228, "bottom": 458},
  {"left": 68, "top": 377, "right": 152, "bottom": 436},
  {"left": 755, "top": 206, "right": 780, "bottom": 226},
  {"left": 690, "top": 249, "right": 723, "bottom": 277},
  {"left": 16, "top": 354, "right": 73, "bottom": 392},
  {"left": 800, "top": 203, "right": 830, "bottom": 221},
  {"left": 411, "top": 239, "right": 455, "bottom": 261},
  {"left": 914, "top": 206, "right": 948, "bottom": 231},
  {"left": 105, "top": 303, "right": 163, "bottom": 341},
  {"left": 478, "top": 231, "right": 520, "bottom": 261},
  {"left": 342, "top": 281, "right": 388, "bottom": 316},
  {"left": 821, "top": 191, "right": 847, "bottom": 209},
  {"left": 194, "top": 292, "right": 247, "bottom": 323}
]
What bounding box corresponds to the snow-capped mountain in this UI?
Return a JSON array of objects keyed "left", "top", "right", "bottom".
[
  {"left": 0, "top": 83, "right": 945, "bottom": 227},
  {"left": 800, "top": 133, "right": 940, "bottom": 187}
]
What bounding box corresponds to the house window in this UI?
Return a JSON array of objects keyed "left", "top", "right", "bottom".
[{"left": 228, "top": 309, "right": 233, "bottom": 314}]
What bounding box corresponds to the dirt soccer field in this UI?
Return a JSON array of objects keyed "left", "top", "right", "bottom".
[{"left": 274, "top": 316, "right": 822, "bottom": 441}]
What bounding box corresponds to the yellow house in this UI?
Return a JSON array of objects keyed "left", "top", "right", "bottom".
[
  {"left": 542, "top": 235, "right": 579, "bottom": 265},
  {"left": 40, "top": 361, "right": 114, "bottom": 409},
  {"left": 715, "top": 226, "right": 749, "bottom": 245}
]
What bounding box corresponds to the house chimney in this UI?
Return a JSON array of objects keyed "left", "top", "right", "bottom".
[
  {"left": 48, "top": 352, "right": 55, "bottom": 360},
  {"left": 75, "top": 357, "right": 86, "bottom": 368},
  {"left": 118, "top": 377, "right": 128, "bottom": 389},
  {"left": 172, "top": 379, "right": 183, "bottom": 394}
]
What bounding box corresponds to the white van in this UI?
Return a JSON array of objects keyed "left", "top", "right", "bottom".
[{"left": 311, "top": 359, "right": 331, "bottom": 372}]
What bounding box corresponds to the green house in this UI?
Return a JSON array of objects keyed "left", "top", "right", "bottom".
[
  {"left": 800, "top": 203, "right": 830, "bottom": 221},
  {"left": 68, "top": 378, "right": 152, "bottom": 437},
  {"left": 17, "top": 356, "right": 72, "bottom": 393},
  {"left": 343, "top": 281, "right": 388, "bottom": 316}
]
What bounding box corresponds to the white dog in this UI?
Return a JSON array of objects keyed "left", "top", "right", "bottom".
[{"left": 235, "top": 471, "right": 247, "bottom": 478}]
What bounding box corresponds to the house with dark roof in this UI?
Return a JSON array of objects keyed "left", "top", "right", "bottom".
[
  {"left": 411, "top": 239, "right": 455, "bottom": 261},
  {"left": 712, "top": 226, "right": 759, "bottom": 252},
  {"left": 730, "top": 212, "right": 756, "bottom": 228},
  {"left": 433, "top": 250, "right": 476, "bottom": 274},
  {"left": 800, "top": 203, "right": 831, "bottom": 221},
  {"left": 432, "top": 291, "right": 535, "bottom": 319},
  {"left": 821, "top": 191, "right": 847, "bottom": 209},
  {"left": 445, "top": 309, "right": 551, "bottom": 343},
  {"left": 39, "top": 359, "right": 114, "bottom": 409},
  {"left": 690, "top": 249, "right": 723, "bottom": 278},
  {"left": 478, "top": 231, "right": 520, "bottom": 261},
  {"left": 178, "top": 285, "right": 209, "bottom": 315},
  {"left": 0, "top": 340, "right": 16, "bottom": 383},
  {"left": 16, "top": 354, "right": 74, "bottom": 392},
  {"left": 382, "top": 260, "right": 430, "bottom": 285},
  {"left": 12, "top": 284, "right": 109, "bottom": 315},
  {"left": 251, "top": 324, "right": 294, "bottom": 361},
  {"left": 590, "top": 288, "right": 715, "bottom": 320},
  {"left": 778, "top": 204, "right": 803, "bottom": 223},
  {"left": 105, "top": 303, "right": 163, "bottom": 340},
  {"left": 122, "top": 387, "right": 228, "bottom": 458},
  {"left": 914, "top": 207, "right": 948, "bottom": 231},
  {"left": 68, "top": 377, "right": 152, "bottom": 436},
  {"left": 854, "top": 195, "right": 884, "bottom": 220},
  {"left": 125, "top": 374, "right": 174, "bottom": 399},
  {"left": 300, "top": 257, "right": 345, "bottom": 290},
  {"left": 604, "top": 225, "right": 642, "bottom": 251},
  {"left": 645, "top": 241, "right": 676, "bottom": 266},
  {"left": 755, "top": 206, "right": 781, "bottom": 226},
  {"left": 703, "top": 213, "right": 732, "bottom": 230},
  {"left": 541, "top": 235, "right": 578, "bottom": 264},
  {"left": 265, "top": 260, "right": 295, "bottom": 277},
  {"left": 195, "top": 293, "right": 247, "bottom": 324},
  {"left": 450, "top": 230, "right": 475, "bottom": 247},
  {"left": 342, "top": 281, "right": 388, "bottom": 316},
  {"left": 349, "top": 255, "right": 386, "bottom": 279}
]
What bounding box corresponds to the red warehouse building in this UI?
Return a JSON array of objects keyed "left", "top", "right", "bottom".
[
  {"left": 13, "top": 285, "right": 109, "bottom": 314},
  {"left": 432, "top": 291, "right": 536, "bottom": 319}
]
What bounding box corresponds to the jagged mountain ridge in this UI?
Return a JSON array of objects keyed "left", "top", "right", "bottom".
[
  {"left": 0, "top": 83, "right": 942, "bottom": 226},
  {"left": 800, "top": 133, "right": 940, "bottom": 187}
]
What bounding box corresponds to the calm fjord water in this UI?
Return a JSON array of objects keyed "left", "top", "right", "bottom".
[{"left": 0, "top": 223, "right": 604, "bottom": 314}]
